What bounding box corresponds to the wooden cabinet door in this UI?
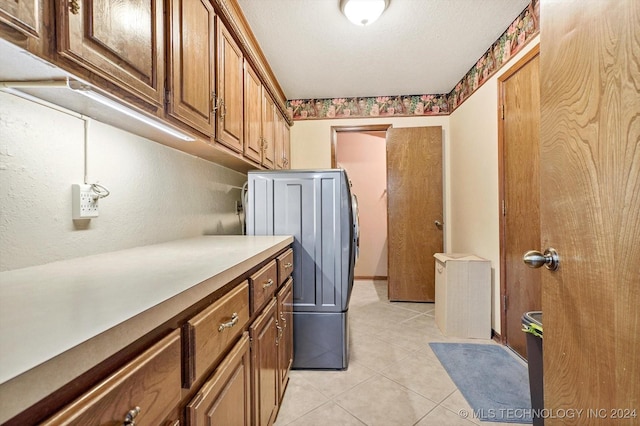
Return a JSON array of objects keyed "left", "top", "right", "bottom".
[
  {"left": 276, "top": 278, "right": 293, "bottom": 400},
  {"left": 186, "top": 333, "right": 251, "bottom": 426},
  {"left": 244, "top": 60, "right": 263, "bottom": 164},
  {"left": 215, "top": 17, "right": 243, "bottom": 152},
  {"left": 57, "top": 0, "right": 165, "bottom": 108},
  {"left": 167, "top": 0, "right": 216, "bottom": 136},
  {"left": 282, "top": 123, "right": 291, "bottom": 169},
  {"left": 274, "top": 112, "right": 284, "bottom": 169},
  {"left": 250, "top": 298, "right": 278, "bottom": 426},
  {"left": 261, "top": 92, "right": 276, "bottom": 169},
  {"left": 0, "top": 0, "right": 45, "bottom": 54}
]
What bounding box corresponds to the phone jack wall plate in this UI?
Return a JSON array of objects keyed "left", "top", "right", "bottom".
[{"left": 72, "top": 184, "right": 99, "bottom": 219}]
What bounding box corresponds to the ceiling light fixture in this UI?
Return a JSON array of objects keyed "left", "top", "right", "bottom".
[{"left": 340, "top": 0, "right": 389, "bottom": 26}]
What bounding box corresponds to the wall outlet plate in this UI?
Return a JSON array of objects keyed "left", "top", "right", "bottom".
[{"left": 72, "top": 184, "right": 99, "bottom": 219}]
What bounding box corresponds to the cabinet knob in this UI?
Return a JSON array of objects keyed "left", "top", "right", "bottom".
[
  {"left": 263, "top": 278, "right": 274, "bottom": 289},
  {"left": 124, "top": 406, "right": 141, "bottom": 425},
  {"left": 69, "top": 0, "right": 80, "bottom": 14},
  {"left": 218, "top": 312, "right": 239, "bottom": 332}
]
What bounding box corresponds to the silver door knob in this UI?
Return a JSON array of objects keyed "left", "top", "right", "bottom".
[
  {"left": 523, "top": 248, "right": 560, "bottom": 271},
  {"left": 434, "top": 220, "right": 443, "bottom": 229}
]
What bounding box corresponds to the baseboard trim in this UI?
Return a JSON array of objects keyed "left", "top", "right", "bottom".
[
  {"left": 491, "top": 329, "right": 503, "bottom": 344},
  {"left": 354, "top": 276, "right": 387, "bottom": 280}
]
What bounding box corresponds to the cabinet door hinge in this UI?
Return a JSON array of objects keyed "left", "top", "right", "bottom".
[
  {"left": 164, "top": 88, "right": 170, "bottom": 106},
  {"left": 501, "top": 104, "right": 505, "bottom": 120},
  {"left": 503, "top": 294, "right": 508, "bottom": 311},
  {"left": 502, "top": 199, "right": 506, "bottom": 216}
]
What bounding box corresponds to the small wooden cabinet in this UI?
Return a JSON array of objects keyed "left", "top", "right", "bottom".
[
  {"left": 243, "top": 60, "right": 263, "bottom": 164},
  {"left": 215, "top": 17, "right": 244, "bottom": 152},
  {"left": 275, "top": 113, "right": 291, "bottom": 169},
  {"left": 186, "top": 333, "right": 251, "bottom": 426},
  {"left": 56, "top": 0, "right": 165, "bottom": 109},
  {"left": 43, "top": 330, "right": 182, "bottom": 426},
  {"left": 261, "top": 91, "right": 276, "bottom": 169},
  {"left": 167, "top": 0, "right": 216, "bottom": 135},
  {"left": 0, "top": 0, "right": 46, "bottom": 54},
  {"left": 276, "top": 278, "right": 293, "bottom": 399},
  {"left": 250, "top": 298, "right": 279, "bottom": 426}
]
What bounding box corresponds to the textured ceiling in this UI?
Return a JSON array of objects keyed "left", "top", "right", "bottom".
[{"left": 237, "top": 0, "right": 530, "bottom": 100}]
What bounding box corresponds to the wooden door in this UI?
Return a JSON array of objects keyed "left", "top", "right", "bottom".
[
  {"left": 499, "top": 48, "right": 542, "bottom": 359},
  {"left": 216, "top": 18, "right": 243, "bottom": 152},
  {"left": 261, "top": 92, "right": 276, "bottom": 169},
  {"left": 540, "top": 1, "right": 639, "bottom": 422},
  {"left": 167, "top": 0, "right": 215, "bottom": 135},
  {"left": 244, "top": 60, "right": 263, "bottom": 164},
  {"left": 186, "top": 333, "right": 251, "bottom": 426},
  {"left": 387, "top": 127, "right": 443, "bottom": 302},
  {"left": 250, "top": 298, "right": 278, "bottom": 426},
  {"left": 57, "top": 0, "right": 165, "bottom": 108}
]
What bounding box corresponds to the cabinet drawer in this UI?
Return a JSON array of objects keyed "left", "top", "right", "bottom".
[
  {"left": 276, "top": 249, "right": 294, "bottom": 285},
  {"left": 184, "top": 281, "right": 249, "bottom": 387},
  {"left": 250, "top": 260, "right": 278, "bottom": 314},
  {"left": 43, "top": 330, "right": 181, "bottom": 426}
]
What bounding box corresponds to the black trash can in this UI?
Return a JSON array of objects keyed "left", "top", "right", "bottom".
[{"left": 522, "top": 311, "right": 543, "bottom": 426}]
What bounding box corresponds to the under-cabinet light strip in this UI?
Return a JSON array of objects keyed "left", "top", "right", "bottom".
[{"left": 0, "top": 79, "right": 196, "bottom": 142}]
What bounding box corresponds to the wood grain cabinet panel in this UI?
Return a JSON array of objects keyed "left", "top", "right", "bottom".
[
  {"left": 56, "top": 0, "right": 165, "bottom": 108},
  {"left": 43, "top": 330, "right": 181, "bottom": 426},
  {"left": 276, "top": 278, "right": 293, "bottom": 401},
  {"left": 276, "top": 248, "right": 293, "bottom": 286},
  {"left": 250, "top": 298, "right": 279, "bottom": 426},
  {"left": 167, "top": 0, "right": 216, "bottom": 136},
  {"left": 183, "top": 281, "right": 249, "bottom": 388},
  {"left": 186, "top": 333, "right": 251, "bottom": 426},
  {"left": 261, "top": 92, "right": 276, "bottom": 169},
  {"left": 244, "top": 60, "right": 263, "bottom": 164},
  {"left": 215, "top": 18, "right": 243, "bottom": 152},
  {"left": 249, "top": 260, "right": 278, "bottom": 314},
  {"left": 0, "top": 0, "right": 45, "bottom": 54}
]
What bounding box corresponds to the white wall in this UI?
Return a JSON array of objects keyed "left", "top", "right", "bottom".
[
  {"left": 290, "top": 115, "right": 451, "bottom": 252},
  {"left": 0, "top": 92, "right": 246, "bottom": 271},
  {"left": 449, "top": 36, "right": 539, "bottom": 333}
]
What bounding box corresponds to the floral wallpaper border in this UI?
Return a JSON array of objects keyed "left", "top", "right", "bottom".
[{"left": 286, "top": 0, "right": 539, "bottom": 121}]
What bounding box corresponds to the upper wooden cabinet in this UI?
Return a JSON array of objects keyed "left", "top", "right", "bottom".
[
  {"left": 244, "top": 60, "right": 263, "bottom": 164},
  {"left": 215, "top": 18, "right": 244, "bottom": 153},
  {"left": 56, "top": 0, "right": 165, "bottom": 109},
  {"left": 167, "top": 0, "right": 216, "bottom": 136},
  {"left": 261, "top": 91, "right": 276, "bottom": 169},
  {"left": 0, "top": 0, "right": 46, "bottom": 54},
  {"left": 275, "top": 112, "right": 290, "bottom": 169}
]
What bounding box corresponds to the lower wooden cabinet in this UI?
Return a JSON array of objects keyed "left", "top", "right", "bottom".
[
  {"left": 28, "top": 247, "right": 293, "bottom": 426},
  {"left": 43, "top": 330, "right": 182, "bottom": 426},
  {"left": 277, "top": 278, "right": 294, "bottom": 400},
  {"left": 250, "top": 298, "right": 279, "bottom": 426},
  {"left": 186, "top": 333, "right": 251, "bottom": 426}
]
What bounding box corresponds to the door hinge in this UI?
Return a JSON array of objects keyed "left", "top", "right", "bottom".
[
  {"left": 502, "top": 199, "right": 506, "bottom": 216},
  {"left": 501, "top": 104, "right": 505, "bottom": 120},
  {"left": 503, "top": 294, "right": 508, "bottom": 311},
  {"left": 164, "top": 88, "right": 170, "bottom": 106}
]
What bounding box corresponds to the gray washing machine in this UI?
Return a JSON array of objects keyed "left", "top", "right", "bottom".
[{"left": 246, "top": 169, "right": 358, "bottom": 369}]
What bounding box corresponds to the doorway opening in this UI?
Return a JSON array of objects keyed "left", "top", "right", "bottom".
[{"left": 332, "top": 125, "right": 390, "bottom": 280}]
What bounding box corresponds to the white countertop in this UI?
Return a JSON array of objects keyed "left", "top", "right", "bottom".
[{"left": 0, "top": 235, "right": 292, "bottom": 422}]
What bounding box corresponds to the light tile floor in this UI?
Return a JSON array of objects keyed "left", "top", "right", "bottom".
[{"left": 274, "top": 280, "right": 525, "bottom": 426}]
